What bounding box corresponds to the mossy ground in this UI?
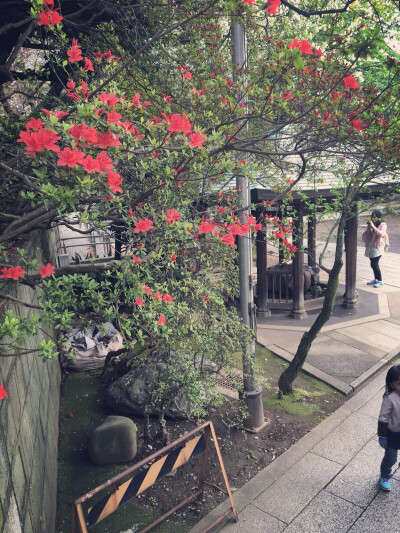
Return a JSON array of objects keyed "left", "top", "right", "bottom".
[{"left": 56, "top": 372, "right": 189, "bottom": 533}]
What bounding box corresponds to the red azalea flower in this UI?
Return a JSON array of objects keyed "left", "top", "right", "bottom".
[
  {"left": 106, "top": 109, "right": 122, "bottom": 123},
  {"left": 197, "top": 217, "right": 217, "bottom": 235},
  {"left": 134, "top": 218, "right": 154, "bottom": 233},
  {"left": 157, "top": 315, "right": 166, "bottom": 326},
  {"left": 171, "top": 252, "right": 177, "bottom": 261},
  {"left": 96, "top": 151, "right": 113, "bottom": 172},
  {"left": 80, "top": 155, "right": 102, "bottom": 173},
  {"left": 165, "top": 209, "right": 182, "bottom": 225},
  {"left": 343, "top": 75, "right": 359, "bottom": 89},
  {"left": 67, "top": 42, "right": 82, "bottom": 63},
  {"left": 167, "top": 113, "right": 192, "bottom": 134},
  {"left": 203, "top": 295, "right": 210, "bottom": 302},
  {"left": 57, "top": 146, "right": 86, "bottom": 168},
  {"left": 40, "top": 263, "right": 55, "bottom": 279},
  {"left": 37, "top": 9, "right": 63, "bottom": 27},
  {"left": 0, "top": 266, "right": 26, "bottom": 280},
  {"left": 0, "top": 383, "right": 7, "bottom": 400},
  {"left": 132, "top": 254, "right": 141, "bottom": 263},
  {"left": 162, "top": 294, "right": 173, "bottom": 303},
  {"left": 26, "top": 117, "right": 43, "bottom": 130},
  {"left": 266, "top": 0, "right": 281, "bottom": 14},
  {"left": 135, "top": 297, "right": 144, "bottom": 307},
  {"left": 95, "top": 131, "right": 121, "bottom": 148},
  {"left": 130, "top": 92, "right": 151, "bottom": 108},
  {"left": 106, "top": 170, "right": 123, "bottom": 194},
  {"left": 83, "top": 57, "right": 94, "bottom": 72},
  {"left": 288, "top": 39, "right": 300, "bottom": 50},
  {"left": 54, "top": 111, "right": 70, "bottom": 119},
  {"left": 299, "top": 40, "right": 313, "bottom": 55},
  {"left": 129, "top": 209, "right": 135, "bottom": 218},
  {"left": 153, "top": 292, "right": 162, "bottom": 299},
  {"left": 189, "top": 131, "right": 206, "bottom": 150},
  {"left": 220, "top": 233, "right": 236, "bottom": 246},
  {"left": 98, "top": 92, "right": 120, "bottom": 106},
  {"left": 281, "top": 92, "right": 292, "bottom": 99}
]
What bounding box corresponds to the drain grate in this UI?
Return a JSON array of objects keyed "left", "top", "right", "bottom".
[{"left": 215, "top": 373, "right": 243, "bottom": 399}]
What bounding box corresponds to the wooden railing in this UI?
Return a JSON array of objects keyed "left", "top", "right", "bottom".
[{"left": 266, "top": 268, "right": 293, "bottom": 309}]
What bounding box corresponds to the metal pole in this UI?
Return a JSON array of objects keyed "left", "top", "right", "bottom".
[{"left": 231, "top": 21, "right": 266, "bottom": 432}]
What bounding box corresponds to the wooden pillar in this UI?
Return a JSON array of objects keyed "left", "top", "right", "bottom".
[
  {"left": 290, "top": 203, "right": 307, "bottom": 319},
  {"left": 307, "top": 216, "right": 316, "bottom": 267},
  {"left": 278, "top": 209, "right": 285, "bottom": 264},
  {"left": 343, "top": 205, "right": 358, "bottom": 308},
  {"left": 256, "top": 207, "right": 271, "bottom": 317}
]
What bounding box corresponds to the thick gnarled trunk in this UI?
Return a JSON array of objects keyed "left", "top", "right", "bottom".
[{"left": 278, "top": 213, "right": 347, "bottom": 394}]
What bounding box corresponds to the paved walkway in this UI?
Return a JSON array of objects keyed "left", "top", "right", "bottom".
[
  {"left": 256, "top": 243, "right": 400, "bottom": 394},
  {"left": 189, "top": 369, "right": 396, "bottom": 533},
  {"left": 188, "top": 242, "right": 400, "bottom": 533}
]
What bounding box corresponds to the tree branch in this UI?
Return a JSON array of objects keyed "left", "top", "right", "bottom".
[
  {"left": 281, "top": 0, "right": 358, "bottom": 18},
  {"left": 0, "top": 294, "right": 42, "bottom": 310}
]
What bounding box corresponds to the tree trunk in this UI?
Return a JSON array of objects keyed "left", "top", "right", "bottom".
[
  {"left": 159, "top": 412, "right": 169, "bottom": 445},
  {"left": 278, "top": 213, "right": 346, "bottom": 394},
  {"left": 143, "top": 413, "right": 150, "bottom": 441}
]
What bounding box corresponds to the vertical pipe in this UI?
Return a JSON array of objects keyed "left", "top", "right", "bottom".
[
  {"left": 290, "top": 203, "right": 307, "bottom": 319},
  {"left": 232, "top": 20, "right": 265, "bottom": 430},
  {"left": 344, "top": 205, "right": 358, "bottom": 308}
]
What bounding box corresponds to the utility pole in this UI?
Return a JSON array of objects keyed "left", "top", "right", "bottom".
[{"left": 231, "top": 21, "right": 266, "bottom": 432}]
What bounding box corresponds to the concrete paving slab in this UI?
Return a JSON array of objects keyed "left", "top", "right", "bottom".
[
  {"left": 338, "top": 324, "right": 400, "bottom": 352},
  {"left": 216, "top": 504, "right": 286, "bottom": 533},
  {"left": 252, "top": 453, "right": 342, "bottom": 523},
  {"left": 326, "top": 440, "right": 381, "bottom": 508},
  {"left": 348, "top": 478, "right": 400, "bottom": 532},
  {"left": 387, "top": 293, "right": 400, "bottom": 320},
  {"left": 256, "top": 329, "right": 303, "bottom": 353},
  {"left": 312, "top": 412, "right": 377, "bottom": 465},
  {"left": 307, "top": 339, "right": 379, "bottom": 382},
  {"left": 364, "top": 319, "right": 400, "bottom": 340},
  {"left": 266, "top": 345, "right": 353, "bottom": 394},
  {"left": 357, "top": 393, "right": 383, "bottom": 419},
  {"left": 282, "top": 490, "right": 363, "bottom": 533},
  {"left": 324, "top": 330, "right": 387, "bottom": 358}
]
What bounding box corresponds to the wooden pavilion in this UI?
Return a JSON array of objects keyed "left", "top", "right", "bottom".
[{"left": 251, "top": 183, "right": 392, "bottom": 319}]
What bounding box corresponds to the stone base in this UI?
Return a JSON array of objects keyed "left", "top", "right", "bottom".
[
  {"left": 290, "top": 308, "right": 307, "bottom": 319},
  {"left": 343, "top": 297, "right": 358, "bottom": 309},
  {"left": 256, "top": 306, "right": 271, "bottom": 318},
  {"left": 239, "top": 386, "right": 266, "bottom": 432}
]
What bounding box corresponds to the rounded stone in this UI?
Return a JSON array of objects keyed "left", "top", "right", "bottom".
[{"left": 88, "top": 415, "right": 137, "bottom": 465}]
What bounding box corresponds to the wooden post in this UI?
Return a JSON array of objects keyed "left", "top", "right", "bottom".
[
  {"left": 307, "top": 216, "right": 316, "bottom": 267},
  {"left": 290, "top": 203, "right": 307, "bottom": 319},
  {"left": 343, "top": 206, "right": 358, "bottom": 308},
  {"left": 256, "top": 208, "right": 271, "bottom": 317}
]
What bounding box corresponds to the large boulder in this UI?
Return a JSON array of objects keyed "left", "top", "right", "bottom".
[
  {"left": 105, "top": 357, "right": 204, "bottom": 420},
  {"left": 88, "top": 415, "right": 137, "bottom": 465}
]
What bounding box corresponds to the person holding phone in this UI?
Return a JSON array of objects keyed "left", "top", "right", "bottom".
[{"left": 362, "top": 209, "right": 388, "bottom": 288}]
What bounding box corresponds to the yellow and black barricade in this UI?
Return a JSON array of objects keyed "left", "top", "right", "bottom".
[{"left": 72, "top": 420, "right": 238, "bottom": 533}]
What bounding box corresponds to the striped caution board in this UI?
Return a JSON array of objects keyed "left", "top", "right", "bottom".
[{"left": 86, "top": 433, "right": 206, "bottom": 528}]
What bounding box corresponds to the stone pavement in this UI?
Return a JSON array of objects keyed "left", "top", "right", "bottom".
[
  {"left": 189, "top": 368, "right": 398, "bottom": 533},
  {"left": 256, "top": 243, "right": 400, "bottom": 394}
]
